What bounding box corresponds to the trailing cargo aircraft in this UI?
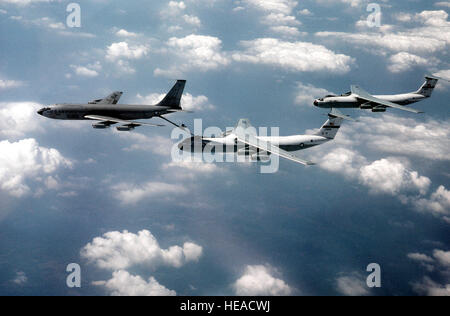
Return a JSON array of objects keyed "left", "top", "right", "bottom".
[
  {"left": 313, "top": 76, "right": 439, "bottom": 114},
  {"left": 178, "top": 110, "right": 346, "bottom": 166}
]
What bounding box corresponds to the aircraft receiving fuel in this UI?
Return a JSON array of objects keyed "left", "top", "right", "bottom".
[
  {"left": 37, "top": 80, "right": 188, "bottom": 131},
  {"left": 178, "top": 110, "right": 345, "bottom": 166},
  {"left": 313, "top": 76, "right": 439, "bottom": 114}
]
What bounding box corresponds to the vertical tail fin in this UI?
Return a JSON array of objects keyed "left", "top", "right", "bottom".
[
  {"left": 158, "top": 80, "right": 186, "bottom": 110},
  {"left": 316, "top": 114, "right": 343, "bottom": 139},
  {"left": 416, "top": 76, "right": 438, "bottom": 98}
]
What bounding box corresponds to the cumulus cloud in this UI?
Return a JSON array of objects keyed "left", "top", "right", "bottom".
[
  {"left": 0, "top": 102, "right": 43, "bottom": 137},
  {"left": 81, "top": 230, "right": 203, "bottom": 271},
  {"left": 409, "top": 249, "right": 450, "bottom": 296},
  {"left": 155, "top": 35, "right": 230, "bottom": 77},
  {"left": 111, "top": 181, "right": 187, "bottom": 205},
  {"left": 115, "top": 29, "right": 138, "bottom": 38},
  {"left": 242, "top": 0, "right": 298, "bottom": 15},
  {"left": 388, "top": 52, "right": 436, "bottom": 73},
  {"left": 119, "top": 133, "right": 174, "bottom": 155},
  {"left": 315, "top": 10, "right": 450, "bottom": 72},
  {"left": 304, "top": 113, "right": 450, "bottom": 222},
  {"left": 93, "top": 270, "right": 176, "bottom": 296},
  {"left": 0, "top": 139, "right": 72, "bottom": 197},
  {"left": 359, "top": 158, "right": 431, "bottom": 196},
  {"left": 336, "top": 273, "right": 370, "bottom": 296},
  {"left": 0, "top": 78, "right": 24, "bottom": 90},
  {"left": 413, "top": 186, "right": 450, "bottom": 218},
  {"left": 12, "top": 271, "right": 28, "bottom": 285},
  {"left": 70, "top": 62, "right": 102, "bottom": 77},
  {"left": 233, "top": 265, "right": 293, "bottom": 296},
  {"left": 339, "top": 115, "right": 450, "bottom": 162},
  {"left": 232, "top": 38, "right": 353, "bottom": 74},
  {"left": 106, "top": 42, "right": 149, "bottom": 61}
]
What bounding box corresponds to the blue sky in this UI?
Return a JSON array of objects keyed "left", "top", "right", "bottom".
[{"left": 0, "top": 0, "right": 449, "bottom": 296}]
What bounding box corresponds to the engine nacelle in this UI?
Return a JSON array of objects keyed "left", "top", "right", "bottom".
[
  {"left": 372, "top": 107, "right": 386, "bottom": 112},
  {"left": 360, "top": 104, "right": 373, "bottom": 110},
  {"left": 116, "top": 126, "right": 135, "bottom": 132},
  {"left": 92, "top": 123, "right": 109, "bottom": 129}
]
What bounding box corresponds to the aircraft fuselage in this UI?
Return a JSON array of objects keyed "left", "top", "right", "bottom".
[
  {"left": 37, "top": 104, "right": 173, "bottom": 121},
  {"left": 314, "top": 93, "right": 426, "bottom": 109},
  {"left": 179, "top": 134, "right": 330, "bottom": 154}
]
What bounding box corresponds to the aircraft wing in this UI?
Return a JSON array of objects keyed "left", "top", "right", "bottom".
[
  {"left": 235, "top": 133, "right": 315, "bottom": 166},
  {"left": 85, "top": 115, "right": 165, "bottom": 127},
  {"left": 351, "top": 85, "right": 423, "bottom": 114}
]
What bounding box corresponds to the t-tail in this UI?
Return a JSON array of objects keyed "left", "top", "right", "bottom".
[
  {"left": 158, "top": 80, "right": 186, "bottom": 110},
  {"left": 316, "top": 113, "right": 343, "bottom": 140},
  {"left": 416, "top": 76, "right": 438, "bottom": 98}
]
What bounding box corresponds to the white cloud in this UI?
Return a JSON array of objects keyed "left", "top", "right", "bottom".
[
  {"left": 233, "top": 265, "right": 293, "bottom": 296},
  {"left": 0, "top": 139, "right": 72, "bottom": 197},
  {"left": 242, "top": 0, "right": 298, "bottom": 15},
  {"left": 0, "top": 78, "right": 24, "bottom": 90},
  {"left": 359, "top": 158, "right": 431, "bottom": 196},
  {"left": 81, "top": 230, "right": 202, "bottom": 271},
  {"left": 120, "top": 133, "right": 174, "bottom": 155},
  {"left": 232, "top": 38, "right": 353, "bottom": 74},
  {"left": 407, "top": 253, "right": 434, "bottom": 264},
  {"left": 435, "top": 2, "right": 450, "bottom": 8},
  {"left": 112, "top": 181, "right": 187, "bottom": 205},
  {"left": 93, "top": 270, "right": 176, "bottom": 296},
  {"left": 409, "top": 249, "right": 450, "bottom": 296},
  {"left": 155, "top": 35, "right": 230, "bottom": 76},
  {"left": 413, "top": 186, "right": 450, "bottom": 218},
  {"left": 388, "top": 52, "right": 435, "bottom": 73},
  {"left": 12, "top": 271, "right": 27, "bottom": 285},
  {"left": 340, "top": 115, "right": 450, "bottom": 162},
  {"left": 115, "top": 29, "right": 138, "bottom": 38},
  {"left": 433, "top": 250, "right": 450, "bottom": 267},
  {"left": 336, "top": 273, "right": 370, "bottom": 296},
  {"left": 413, "top": 277, "right": 450, "bottom": 296},
  {"left": 70, "top": 64, "right": 100, "bottom": 77},
  {"left": 106, "top": 42, "right": 149, "bottom": 61},
  {"left": 0, "top": 102, "right": 43, "bottom": 137}
]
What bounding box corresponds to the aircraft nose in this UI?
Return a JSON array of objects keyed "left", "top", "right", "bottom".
[
  {"left": 37, "top": 108, "right": 45, "bottom": 116},
  {"left": 313, "top": 100, "right": 319, "bottom": 106}
]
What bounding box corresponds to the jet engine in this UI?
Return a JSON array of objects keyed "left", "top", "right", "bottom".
[
  {"left": 116, "top": 125, "right": 135, "bottom": 132},
  {"left": 360, "top": 104, "right": 373, "bottom": 110},
  {"left": 92, "top": 123, "right": 109, "bottom": 129},
  {"left": 372, "top": 107, "right": 387, "bottom": 112}
]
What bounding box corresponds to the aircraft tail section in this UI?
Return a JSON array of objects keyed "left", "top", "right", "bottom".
[
  {"left": 416, "top": 76, "right": 438, "bottom": 98},
  {"left": 316, "top": 114, "right": 343, "bottom": 140},
  {"left": 158, "top": 80, "right": 186, "bottom": 110}
]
